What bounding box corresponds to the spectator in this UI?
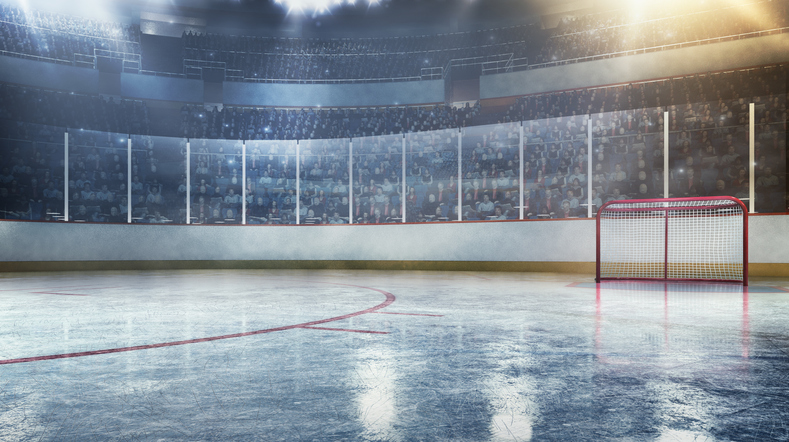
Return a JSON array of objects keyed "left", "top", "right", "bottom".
[
  {"left": 491, "top": 206, "right": 507, "bottom": 220},
  {"left": 106, "top": 206, "right": 125, "bottom": 223},
  {"left": 677, "top": 168, "right": 702, "bottom": 197},
  {"left": 477, "top": 194, "right": 495, "bottom": 217},
  {"left": 207, "top": 208, "right": 224, "bottom": 224},
  {"left": 709, "top": 180, "right": 730, "bottom": 197},
  {"left": 329, "top": 211, "right": 345, "bottom": 224}
]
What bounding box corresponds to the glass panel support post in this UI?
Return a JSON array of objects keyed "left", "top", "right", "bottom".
[
  {"left": 64, "top": 131, "right": 69, "bottom": 222},
  {"left": 402, "top": 135, "right": 407, "bottom": 223},
  {"left": 296, "top": 140, "right": 300, "bottom": 225},
  {"left": 749, "top": 103, "right": 755, "bottom": 213},
  {"left": 663, "top": 111, "right": 670, "bottom": 198},
  {"left": 457, "top": 129, "right": 463, "bottom": 221},
  {"left": 242, "top": 141, "right": 246, "bottom": 224},
  {"left": 186, "top": 140, "right": 191, "bottom": 224},
  {"left": 349, "top": 139, "right": 354, "bottom": 225},
  {"left": 519, "top": 122, "right": 524, "bottom": 220},
  {"left": 587, "top": 118, "right": 593, "bottom": 218},
  {"left": 128, "top": 137, "right": 132, "bottom": 224}
]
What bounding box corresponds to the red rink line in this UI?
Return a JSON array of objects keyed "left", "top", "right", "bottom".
[
  {"left": 373, "top": 312, "right": 443, "bottom": 317},
  {"left": 301, "top": 326, "right": 389, "bottom": 334},
  {"left": 0, "top": 282, "right": 395, "bottom": 365}
]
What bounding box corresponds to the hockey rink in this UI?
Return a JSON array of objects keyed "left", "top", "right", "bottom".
[{"left": 1, "top": 269, "right": 788, "bottom": 441}]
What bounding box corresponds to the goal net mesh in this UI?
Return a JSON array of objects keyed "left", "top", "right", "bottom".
[{"left": 598, "top": 198, "right": 745, "bottom": 283}]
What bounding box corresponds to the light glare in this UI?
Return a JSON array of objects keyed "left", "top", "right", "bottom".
[{"left": 274, "top": 0, "right": 374, "bottom": 15}]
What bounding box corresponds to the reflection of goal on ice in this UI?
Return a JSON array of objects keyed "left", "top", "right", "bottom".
[{"left": 596, "top": 197, "right": 748, "bottom": 285}]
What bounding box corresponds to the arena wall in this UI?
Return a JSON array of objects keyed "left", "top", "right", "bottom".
[
  {"left": 481, "top": 33, "right": 789, "bottom": 99},
  {"left": 2, "top": 32, "right": 787, "bottom": 108},
  {"left": 1, "top": 215, "right": 787, "bottom": 276},
  {"left": 121, "top": 73, "right": 204, "bottom": 103},
  {"left": 222, "top": 79, "right": 445, "bottom": 107},
  {"left": 0, "top": 54, "right": 444, "bottom": 106},
  {"left": 0, "top": 56, "right": 100, "bottom": 95}
]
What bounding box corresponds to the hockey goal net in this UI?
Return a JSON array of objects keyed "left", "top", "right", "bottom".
[{"left": 596, "top": 196, "right": 748, "bottom": 285}]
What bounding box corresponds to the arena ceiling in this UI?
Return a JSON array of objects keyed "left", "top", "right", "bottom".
[
  {"left": 154, "top": 0, "right": 597, "bottom": 34},
  {"left": 9, "top": 0, "right": 603, "bottom": 36}
]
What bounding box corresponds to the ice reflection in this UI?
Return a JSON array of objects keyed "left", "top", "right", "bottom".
[
  {"left": 489, "top": 410, "right": 535, "bottom": 441},
  {"left": 651, "top": 381, "right": 716, "bottom": 441},
  {"left": 355, "top": 348, "right": 400, "bottom": 440},
  {"left": 485, "top": 341, "right": 538, "bottom": 441},
  {"left": 656, "top": 429, "right": 715, "bottom": 441},
  {"left": 595, "top": 281, "right": 750, "bottom": 358},
  {"left": 594, "top": 281, "right": 751, "bottom": 438}
]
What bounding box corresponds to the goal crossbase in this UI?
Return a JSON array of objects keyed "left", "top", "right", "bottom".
[{"left": 596, "top": 277, "right": 747, "bottom": 285}]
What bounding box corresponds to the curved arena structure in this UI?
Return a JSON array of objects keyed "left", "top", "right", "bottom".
[{"left": 1, "top": 0, "right": 787, "bottom": 274}]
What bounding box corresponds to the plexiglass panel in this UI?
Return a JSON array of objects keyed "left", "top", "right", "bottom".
[
  {"left": 45, "top": 126, "right": 66, "bottom": 221},
  {"left": 554, "top": 115, "right": 591, "bottom": 217},
  {"left": 246, "top": 139, "right": 296, "bottom": 224},
  {"left": 462, "top": 122, "right": 520, "bottom": 221},
  {"left": 666, "top": 100, "right": 746, "bottom": 204},
  {"left": 2, "top": 94, "right": 784, "bottom": 231},
  {"left": 667, "top": 105, "right": 699, "bottom": 198},
  {"left": 190, "top": 139, "right": 244, "bottom": 224},
  {"left": 0, "top": 123, "right": 65, "bottom": 221},
  {"left": 670, "top": 100, "right": 740, "bottom": 202},
  {"left": 591, "top": 107, "right": 663, "bottom": 215},
  {"left": 645, "top": 109, "right": 667, "bottom": 200},
  {"left": 521, "top": 118, "right": 553, "bottom": 218},
  {"left": 607, "top": 110, "right": 658, "bottom": 200},
  {"left": 753, "top": 96, "right": 786, "bottom": 213},
  {"left": 68, "top": 130, "right": 127, "bottom": 223},
  {"left": 406, "top": 129, "right": 457, "bottom": 222},
  {"left": 352, "top": 134, "right": 402, "bottom": 224},
  {"left": 298, "top": 138, "right": 350, "bottom": 224},
  {"left": 130, "top": 135, "right": 186, "bottom": 224}
]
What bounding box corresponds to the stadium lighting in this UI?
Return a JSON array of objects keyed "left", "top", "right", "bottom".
[{"left": 273, "top": 0, "right": 379, "bottom": 16}]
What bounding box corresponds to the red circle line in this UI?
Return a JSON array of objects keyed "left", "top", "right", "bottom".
[{"left": 0, "top": 282, "right": 395, "bottom": 365}]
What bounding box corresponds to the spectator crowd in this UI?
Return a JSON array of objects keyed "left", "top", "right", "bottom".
[
  {"left": 183, "top": 25, "right": 536, "bottom": 81},
  {"left": 535, "top": 1, "right": 788, "bottom": 65},
  {"left": 0, "top": 83, "right": 150, "bottom": 135},
  {"left": 0, "top": 3, "right": 786, "bottom": 222},
  {"left": 2, "top": 82, "right": 783, "bottom": 223},
  {"left": 179, "top": 102, "right": 479, "bottom": 140},
  {"left": 0, "top": 3, "right": 139, "bottom": 64}
]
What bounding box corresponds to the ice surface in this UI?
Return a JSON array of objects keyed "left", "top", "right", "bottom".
[{"left": 0, "top": 270, "right": 787, "bottom": 441}]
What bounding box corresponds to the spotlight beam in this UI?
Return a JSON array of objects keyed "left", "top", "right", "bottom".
[{"left": 274, "top": 0, "right": 379, "bottom": 16}]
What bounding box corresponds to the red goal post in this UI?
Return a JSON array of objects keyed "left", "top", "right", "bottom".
[{"left": 596, "top": 196, "right": 748, "bottom": 285}]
